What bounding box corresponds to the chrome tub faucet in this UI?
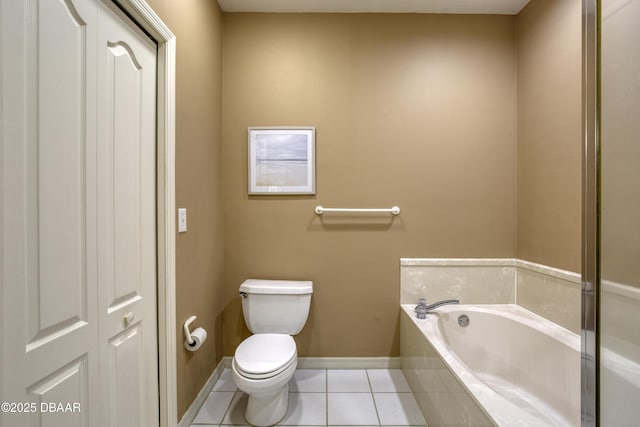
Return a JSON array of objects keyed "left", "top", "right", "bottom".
[{"left": 415, "top": 298, "right": 460, "bottom": 318}]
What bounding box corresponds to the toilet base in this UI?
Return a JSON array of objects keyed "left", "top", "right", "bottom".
[{"left": 245, "top": 383, "right": 289, "bottom": 427}]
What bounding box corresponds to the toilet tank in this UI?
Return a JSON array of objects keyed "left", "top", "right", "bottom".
[{"left": 239, "top": 279, "right": 313, "bottom": 335}]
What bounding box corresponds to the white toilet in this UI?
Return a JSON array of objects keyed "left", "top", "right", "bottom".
[{"left": 231, "top": 279, "right": 313, "bottom": 426}]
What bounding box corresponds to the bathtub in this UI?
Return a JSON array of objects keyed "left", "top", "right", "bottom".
[{"left": 400, "top": 304, "right": 580, "bottom": 427}]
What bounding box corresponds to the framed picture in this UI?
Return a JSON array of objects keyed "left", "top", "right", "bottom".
[{"left": 248, "top": 127, "right": 316, "bottom": 195}]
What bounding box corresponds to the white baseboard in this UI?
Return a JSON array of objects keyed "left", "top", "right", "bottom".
[
  {"left": 177, "top": 359, "right": 226, "bottom": 427},
  {"left": 297, "top": 356, "right": 400, "bottom": 369},
  {"left": 222, "top": 356, "right": 232, "bottom": 369}
]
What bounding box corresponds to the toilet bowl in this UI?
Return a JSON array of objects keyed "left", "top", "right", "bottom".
[
  {"left": 231, "top": 334, "right": 298, "bottom": 426},
  {"left": 231, "top": 279, "right": 313, "bottom": 426}
]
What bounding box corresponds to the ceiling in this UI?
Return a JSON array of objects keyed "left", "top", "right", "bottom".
[{"left": 217, "top": 0, "right": 531, "bottom": 15}]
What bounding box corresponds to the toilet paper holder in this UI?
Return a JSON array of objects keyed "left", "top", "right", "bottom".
[{"left": 183, "top": 315, "right": 198, "bottom": 346}]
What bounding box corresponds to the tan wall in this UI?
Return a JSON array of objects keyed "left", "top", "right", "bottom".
[
  {"left": 222, "top": 13, "right": 517, "bottom": 357},
  {"left": 144, "top": 0, "right": 224, "bottom": 421},
  {"left": 515, "top": 0, "right": 582, "bottom": 272}
]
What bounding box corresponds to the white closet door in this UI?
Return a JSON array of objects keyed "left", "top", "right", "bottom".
[
  {"left": 95, "top": 2, "right": 158, "bottom": 426},
  {"left": 1, "top": 0, "right": 100, "bottom": 425},
  {"left": 1, "top": 0, "right": 159, "bottom": 426}
]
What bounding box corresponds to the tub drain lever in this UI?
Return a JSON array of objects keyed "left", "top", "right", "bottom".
[{"left": 458, "top": 314, "right": 470, "bottom": 327}]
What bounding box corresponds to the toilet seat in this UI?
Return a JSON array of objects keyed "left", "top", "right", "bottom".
[
  {"left": 234, "top": 334, "right": 297, "bottom": 380},
  {"left": 233, "top": 356, "right": 297, "bottom": 380}
]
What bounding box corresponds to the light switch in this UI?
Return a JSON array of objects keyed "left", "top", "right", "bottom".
[{"left": 178, "top": 208, "right": 187, "bottom": 233}]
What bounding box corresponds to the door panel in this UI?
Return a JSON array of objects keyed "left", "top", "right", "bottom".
[
  {"left": 107, "top": 41, "right": 144, "bottom": 309},
  {"left": 97, "top": 2, "right": 158, "bottom": 426},
  {"left": 26, "top": 0, "right": 92, "bottom": 344},
  {"left": 27, "top": 0, "right": 89, "bottom": 350},
  {"left": 1, "top": 0, "right": 99, "bottom": 424},
  {"left": 108, "top": 326, "right": 145, "bottom": 427},
  {"left": 27, "top": 356, "right": 89, "bottom": 427}
]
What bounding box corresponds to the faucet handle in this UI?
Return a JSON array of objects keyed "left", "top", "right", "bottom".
[{"left": 415, "top": 299, "right": 428, "bottom": 319}]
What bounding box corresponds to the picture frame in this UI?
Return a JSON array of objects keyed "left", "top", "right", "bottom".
[{"left": 248, "top": 127, "right": 316, "bottom": 195}]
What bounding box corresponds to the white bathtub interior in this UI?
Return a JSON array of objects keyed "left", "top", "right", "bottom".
[{"left": 399, "top": 258, "right": 581, "bottom": 427}]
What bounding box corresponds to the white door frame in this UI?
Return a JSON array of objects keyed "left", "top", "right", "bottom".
[{"left": 109, "top": 1, "right": 177, "bottom": 426}]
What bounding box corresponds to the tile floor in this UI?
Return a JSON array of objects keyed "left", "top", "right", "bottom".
[{"left": 190, "top": 369, "right": 427, "bottom": 427}]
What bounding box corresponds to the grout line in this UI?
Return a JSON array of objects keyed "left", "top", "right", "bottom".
[
  {"left": 218, "top": 389, "right": 237, "bottom": 427},
  {"left": 366, "top": 369, "right": 382, "bottom": 426},
  {"left": 325, "top": 368, "right": 329, "bottom": 426}
]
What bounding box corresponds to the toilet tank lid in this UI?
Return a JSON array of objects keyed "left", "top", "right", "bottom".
[{"left": 240, "top": 279, "right": 313, "bottom": 295}]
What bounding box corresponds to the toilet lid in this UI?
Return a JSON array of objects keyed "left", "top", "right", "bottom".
[{"left": 234, "top": 334, "right": 297, "bottom": 376}]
